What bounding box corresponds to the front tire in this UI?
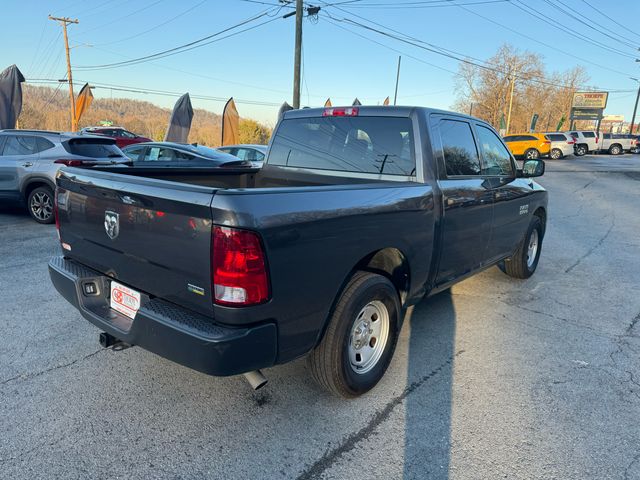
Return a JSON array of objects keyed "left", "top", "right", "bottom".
[
  {"left": 500, "top": 217, "right": 544, "bottom": 279},
  {"left": 524, "top": 148, "right": 540, "bottom": 160},
  {"left": 550, "top": 148, "right": 563, "bottom": 160},
  {"left": 575, "top": 144, "right": 587, "bottom": 156},
  {"left": 307, "top": 271, "right": 400, "bottom": 398},
  {"left": 27, "top": 186, "right": 55, "bottom": 224}
]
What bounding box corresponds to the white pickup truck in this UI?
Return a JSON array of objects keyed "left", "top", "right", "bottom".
[{"left": 600, "top": 133, "right": 637, "bottom": 155}]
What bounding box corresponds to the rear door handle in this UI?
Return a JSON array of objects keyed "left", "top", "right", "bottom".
[{"left": 22, "top": 162, "right": 33, "bottom": 167}]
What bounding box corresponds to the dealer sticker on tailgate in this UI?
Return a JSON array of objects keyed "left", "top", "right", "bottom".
[{"left": 110, "top": 281, "right": 141, "bottom": 319}]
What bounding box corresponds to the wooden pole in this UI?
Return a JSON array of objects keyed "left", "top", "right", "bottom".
[{"left": 49, "top": 15, "right": 79, "bottom": 131}]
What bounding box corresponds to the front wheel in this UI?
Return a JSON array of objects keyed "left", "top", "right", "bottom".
[
  {"left": 524, "top": 148, "right": 540, "bottom": 160},
  {"left": 27, "top": 186, "right": 55, "bottom": 224},
  {"left": 575, "top": 144, "right": 587, "bottom": 156},
  {"left": 500, "top": 217, "right": 544, "bottom": 279},
  {"left": 307, "top": 271, "right": 400, "bottom": 397}
]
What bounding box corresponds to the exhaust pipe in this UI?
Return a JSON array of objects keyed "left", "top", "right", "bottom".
[{"left": 243, "top": 370, "right": 268, "bottom": 390}]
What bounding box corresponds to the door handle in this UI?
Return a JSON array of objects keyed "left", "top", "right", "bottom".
[{"left": 22, "top": 162, "right": 33, "bottom": 167}]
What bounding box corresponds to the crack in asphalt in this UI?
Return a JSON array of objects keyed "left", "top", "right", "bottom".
[
  {"left": 0, "top": 348, "right": 104, "bottom": 386},
  {"left": 295, "top": 350, "right": 465, "bottom": 480},
  {"left": 572, "top": 178, "right": 595, "bottom": 193},
  {"left": 565, "top": 216, "right": 615, "bottom": 273},
  {"left": 624, "top": 452, "right": 640, "bottom": 480}
]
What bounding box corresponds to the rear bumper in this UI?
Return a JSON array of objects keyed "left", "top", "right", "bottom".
[{"left": 48, "top": 256, "right": 277, "bottom": 377}]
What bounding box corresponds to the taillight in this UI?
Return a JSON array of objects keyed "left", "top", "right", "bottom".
[
  {"left": 55, "top": 159, "right": 86, "bottom": 167},
  {"left": 323, "top": 107, "right": 359, "bottom": 117},
  {"left": 212, "top": 226, "right": 269, "bottom": 306},
  {"left": 567, "top": 140, "right": 575, "bottom": 144},
  {"left": 595, "top": 136, "right": 599, "bottom": 144},
  {"left": 54, "top": 189, "right": 60, "bottom": 238}
]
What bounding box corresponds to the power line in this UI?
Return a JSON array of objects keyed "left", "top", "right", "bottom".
[
  {"left": 74, "top": 0, "right": 167, "bottom": 37},
  {"left": 92, "top": 0, "right": 208, "bottom": 46},
  {"left": 509, "top": 0, "right": 637, "bottom": 60},
  {"left": 75, "top": 8, "right": 278, "bottom": 70},
  {"left": 336, "top": 0, "right": 508, "bottom": 8},
  {"left": 451, "top": 1, "right": 636, "bottom": 78},
  {"left": 580, "top": 0, "right": 640, "bottom": 42}
]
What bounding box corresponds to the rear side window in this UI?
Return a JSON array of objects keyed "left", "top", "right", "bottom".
[
  {"left": 476, "top": 125, "right": 514, "bottom": 176},
  {"left": 547, "top": 134, "right": 566, "bottom": 141},
  {"left": 269, "top": 116, "right": 415, "bottom": 176},
  {"left": 583, "top": 132, "right": 596, "bottom": 138},
  {"left": 439, "top": 119, "right": 480, "bottom": 176},
  {"left": 63, "top": 139, "right": 123, "bottom": 158},
  {"left": 2, "top": 135, "right": 39, "bottom": 155},
  {"left": 36, "top": 137, "right": 55, "bottom": 152}
]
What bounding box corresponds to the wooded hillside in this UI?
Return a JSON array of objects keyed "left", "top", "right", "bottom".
[{"left": 18, "top": 85, "right": 271, "bottom": 146}]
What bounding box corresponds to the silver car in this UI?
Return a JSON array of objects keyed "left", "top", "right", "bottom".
[
  {"left": 216, "top": 144, "right": 267, "bottom": 167},
  {"left": 0, "top": 129, "right": 127, "bottom": 223},
  {"left": 543, "top": 132, "right": 575, "bottom": 159}
]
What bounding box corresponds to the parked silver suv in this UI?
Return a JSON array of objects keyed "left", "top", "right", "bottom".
[{"left": 0, "top": 130, "right": 127, "bottom": 223}]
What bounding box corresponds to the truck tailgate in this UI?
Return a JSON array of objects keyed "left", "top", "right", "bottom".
[{"left": 56, "top": 167, "right": 216, "bottom": 317}]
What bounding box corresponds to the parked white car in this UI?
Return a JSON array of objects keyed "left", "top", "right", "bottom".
[
  {"left": 544, "top": 132, "right": 575, "bottom": 159},
  {"left": 566, "top": 131, "right": 599, "bottom": 156}
]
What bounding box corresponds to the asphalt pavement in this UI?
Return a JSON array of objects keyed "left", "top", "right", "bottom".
[{"left": 1, "top": 154, "right": 639, "bottom": 479}]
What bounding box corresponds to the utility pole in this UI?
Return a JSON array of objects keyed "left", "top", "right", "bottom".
[
  {"left": 393, "top": 56, "right": 401, "bottom": 105},
  {"left": 505, "top": 67, "right": 516, "bottom": 135},
  {"left": 630, "top": 78, "right": 640, "bottom": 135},
  {"left": 292, "top": 0, "right": 303, "bottom": 109},
  {"left": 49, "top": 15, "right": 79, "bottom": 131}
]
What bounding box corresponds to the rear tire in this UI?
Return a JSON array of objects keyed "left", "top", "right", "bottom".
[
  {"left": 307, "top": 271, "right": 400, "bottom": 398},
  {"left": 550, "top": 148, "right": 563, "bottom": 160},
  {"left": 27, "top": 186, "right": 55, "bottom": 224},
  {"left": 524, "top": 148, "right": 540, "bottom": 160},
  {"left": 500, "top": 217, "right": 544, "bottom": 279},
  {"left": 609, "top": 144, "right": 622, "bottom": 155},
  {"left": 575, "top": 144, "right": 587, "bottom": 156}
]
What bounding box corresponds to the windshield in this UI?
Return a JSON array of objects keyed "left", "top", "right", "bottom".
[{"left": 268, "top": 116, "right": 415, "bottom": 176}]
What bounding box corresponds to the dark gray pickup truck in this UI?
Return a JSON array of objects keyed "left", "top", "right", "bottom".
[{"left": 49, "top": 106, "right": 548, "bottom": 397}]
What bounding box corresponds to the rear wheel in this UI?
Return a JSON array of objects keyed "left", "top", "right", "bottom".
[
  {"left": 500, "top": 217, "right": 544, "bottom": 279},
  {"left": 27, "top": 186, "right": 55, "bottom": 224},
  {"left": 575, "top": 144, "right": 587, "bottom": 156},
  {"left": 550, "top": 148, "right": 563, "bottom": 160},
  {"left": 524, "top": 148, "right": 540, "bottom": 160},
  {"left": 609, "top": 144, "right": 622, "bottom": 155},
  {"left": 307, "top": 271, "right": 400, "bottom": 397}
]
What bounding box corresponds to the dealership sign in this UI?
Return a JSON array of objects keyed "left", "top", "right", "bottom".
[
  {"left": 570, "top": 108, "right": 604, "bottom": 120},
  {"left": 572, "top": 92, "right": 609, "bottom": 109}
]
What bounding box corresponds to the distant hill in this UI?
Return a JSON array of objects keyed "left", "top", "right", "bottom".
[{"left": 18, "top": 85, "right": 270, "bottom": 146}]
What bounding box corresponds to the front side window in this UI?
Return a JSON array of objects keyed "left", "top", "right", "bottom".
[
  {"left": 439, "top": 119, "right": 480, "bottom": 176},
  {"left": 476, "top": 125, "right": 514, "bottom": 176},
  {"left": 583, "top": 132, "right": 596, "bottom": 138},
  {"left": 120, "top": 130, "right": 136, "bottom": 138},
  {"left": 2, "top": 136, "right": 38, "bottom": 156},
  {"left": 547, "top": 134, "right": 566, "bottom": 142},
  {"left": 503, "top": 135, "right": 518, "bottom": 142},
  {"left": 269, "top": 116, "right": 415, "bottom": 176},
  {"left": 124, "top": 145, "right": 144, "bottom": 161}
]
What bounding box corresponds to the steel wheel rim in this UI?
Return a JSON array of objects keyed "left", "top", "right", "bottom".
[
  {"left": 348, "top": 300, "right": 390, "bottom": 374},
  {"left": 527, "top": 229, "right": 539, "bottom": 269},
  {"left": 30, "top": 192, "right": 53, "bottom": 221}
]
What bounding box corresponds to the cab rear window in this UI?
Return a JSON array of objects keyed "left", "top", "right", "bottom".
[{"left": 268, "top": 116, "right": 415, "bottom": 176}]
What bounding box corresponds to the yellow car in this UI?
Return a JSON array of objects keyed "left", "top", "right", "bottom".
[{"left": 502, "top": 133, "right": 551, "bottom": 159}]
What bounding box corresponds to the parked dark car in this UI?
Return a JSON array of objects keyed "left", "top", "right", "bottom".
[
  {"left": 49, "top": 106, "right": 548, "bottom": 397},
  {"left": 0, "top": 129, "right": 128, "bottom": 223},
  {"left": 122, "top": 142, "right": 246, "bottom": 168},
  {"left": 80, "top": 126, "right": 151, "bottom": 148}
]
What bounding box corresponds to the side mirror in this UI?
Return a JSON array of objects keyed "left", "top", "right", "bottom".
[{"left": 519, "top": 159, "right": 545, "bottom": 178}]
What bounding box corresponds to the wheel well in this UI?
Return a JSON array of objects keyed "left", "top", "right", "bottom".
[
  {"left": 354, "top": 248, "right": 410, "bottom": 305},
  {"left": 23, "top": 180, "right": 54, "bottom": 201},
  {"left": 533, "top": 207, "right": 546, "bottom": 235}
]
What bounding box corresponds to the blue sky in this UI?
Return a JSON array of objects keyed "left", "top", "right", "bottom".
[{"left": 3, "top": 0, "right": 640, "bottom": 125}]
